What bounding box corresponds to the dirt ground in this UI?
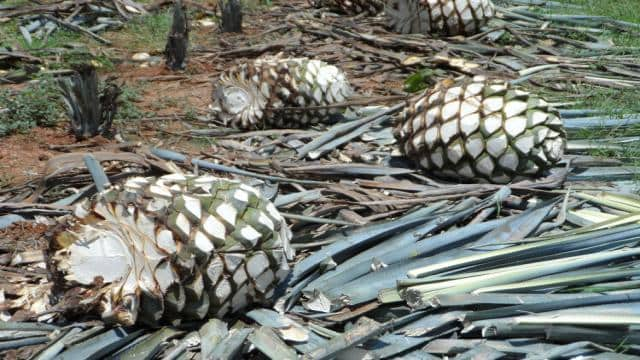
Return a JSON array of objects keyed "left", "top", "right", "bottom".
[{"left": 0, "top": 127, "right": 76, "bottom": 185}]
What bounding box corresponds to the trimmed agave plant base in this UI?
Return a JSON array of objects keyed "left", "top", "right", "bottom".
[
  {"left": 309, "top": 0, "right": 385, "bottom": 15},
  {"left": 386, "top": 0, "right": 496, "bottom": 36},
  {"left": 210, "top": 56, "right": 354, "bottom": 130},
  {"left": 395, "top": 76, "right": 567, "bottom": 184},
  {"left": 9, "top": 174, "right": 294, "bottom": 327}
]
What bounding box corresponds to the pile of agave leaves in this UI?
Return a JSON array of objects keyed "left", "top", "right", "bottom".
[{"left": 3, "top": 0, "right": 640, "bottom": 359}]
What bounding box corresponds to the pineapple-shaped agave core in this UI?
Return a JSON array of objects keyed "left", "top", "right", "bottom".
[
  {"left": 211, "top": 57, "right": 354, "bottom": 130},
  {"left": 309, "top": 0, "right": 385, "bottom": 15},
  {"left": 387, "top": 0, "right": 495, "bottom": 36},
  {"left": 395, "top": 77, "right": 566, "bottom": 183},
  {"left": 55, "top": 174, "right": 293, "bottom": 326}
]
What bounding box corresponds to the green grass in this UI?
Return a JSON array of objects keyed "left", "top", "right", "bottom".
[
  {"left": 107, "top": 10, "right": 172, "bottom": 51},
  {"left": 1, "top": 0, "right": 31, "bottom": 6},
  {"left": 0, "top": 9, "right": 172, "bottom": 53},
  {"left": 242, "top": 0, "right": 273, "bottom": 11},
  {"left": 114, "top": 84, "right": 147, "bottom": 123},
  {"left": 552, "top": 0, "right": 640, "bottom": 47},
  {"left": 0, "top": 77, "right": 64, "bottom": 136},
  {"left": 549, "top": 1, "right": 640, "bottom": 163},
  {"left": 0, "top": 0, "right": 168, "bottom": 52},
  {"left": 0, "top": 79, "right": 146, "bottom": 138},
  {"left": 556, "top": 0, "right": 640, "bottom": 28},
  {"left": 562, "top": 84, "right": 640, "bottom": 164},
  {"left": 0, "top": 19, "right": 86, "bottom": 50},
  {"left": 0, "top": 19, "right": 114, "bottom": 70},
  {"left": 570, "top": 86, "right": 640, "bottom": 115},
  {"left": 554, "top": 0, "right": 640, "bottom": 119}
]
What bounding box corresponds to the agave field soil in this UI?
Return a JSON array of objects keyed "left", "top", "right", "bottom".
[{"left": 2, "top": 0, "right": 640, "bottom": 359}]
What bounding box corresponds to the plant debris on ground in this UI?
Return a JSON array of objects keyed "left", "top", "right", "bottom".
[{"left": 1, "top": 0, "right": 640, "bottom": 359}]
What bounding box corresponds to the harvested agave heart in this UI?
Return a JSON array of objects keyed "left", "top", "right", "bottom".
[
  {"left": 210, "top": 57, "right": 354, "bottom": 130},
  {"left": 395, "top": 76, "right": 566, "bottom": 184},
  {"left": 387, "top": 0, "right": 495, "bottom": 36},
  {"left": 309, "top": 0, "right": 385, "bottom": 15},
  {"left": 53, "top": 174, "right": 293, "bottom": 326}
]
